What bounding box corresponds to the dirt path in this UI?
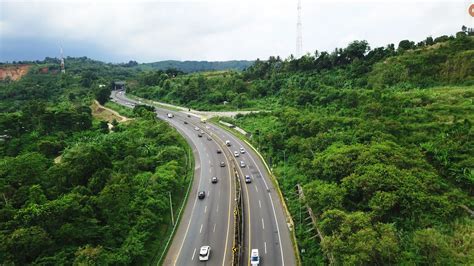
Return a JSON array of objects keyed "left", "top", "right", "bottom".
[{"left": 91, "top": 100, "right": 131, "bottom": 123}]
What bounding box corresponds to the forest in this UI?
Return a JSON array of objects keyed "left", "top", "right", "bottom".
[
  {"left": 129, "top": 33, "right": 474, "bottom": 264},
  {"left": 0, "top": 65, "right": 192, "bottom": 264}
]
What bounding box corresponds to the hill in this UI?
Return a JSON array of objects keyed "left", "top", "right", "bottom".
[
  {"left": 128, "top": 33, "right": 474, "bottom": 265},
  {"left": 138, "top": 60, "right": 254, "bottom": 73}
]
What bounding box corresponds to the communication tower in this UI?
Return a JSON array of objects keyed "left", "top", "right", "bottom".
[
  {"left": 60, "top": 47, "right": 65, "bottom": 74},
  {"left": 296, "top": 0, "right": 303, "bottom": 58}
]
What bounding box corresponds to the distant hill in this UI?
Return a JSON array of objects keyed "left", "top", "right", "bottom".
[{"left": 138, "top": 60, "right": 254, "bottom": 73}]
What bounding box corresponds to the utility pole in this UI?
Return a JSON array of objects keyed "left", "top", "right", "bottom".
[
  {"left": 296, "top": 0, "right": 303, "bottom": 58},
  {"left": 169, "top": 191, "right": 174, "bottom": 225}
]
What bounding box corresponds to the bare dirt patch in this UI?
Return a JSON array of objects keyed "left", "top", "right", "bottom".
[
  {"left": 91, "top": 100, "right": 132, "bottom": 123},
  {"left": 0, "top": 65, "right": 31, "bottom": 81}
]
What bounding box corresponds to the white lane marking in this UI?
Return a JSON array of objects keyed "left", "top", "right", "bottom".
[
  {"left": 264, "top": 242, "right": 267, "bottom": 254},
  {"left": 218, "top": 128, "right": 285, "bottom": 266},
  {"left": 173, "top": 133, "right": 205, "bottom": 265},
  {"left": 192, "top": 248, "right": 197, "bottom": 261},
  {"left": 209, "top": 168, "right": 212, "bottom": 174},
  {"left": 204, "top": 205, "right": 207, "bottom": 213},
  {"left": 268, "top": 195, "right": 284, "bottom": 264},
  {"left": 262, "top": 218, "right": 265, "bottom": 230},
  {"left": 213, "top": 223, "right": 216, "bottom": 232},
  {"left": 207, "top": 153, "right": 209, "bottom": 158},
  {"left": 255, "top": 185, "right": 259, "bottom": 193},
  {"left": 218, "top": 190, "right": 221, "bottom": 197},
  {"left": 209, "top": 160, "right": 211, "bottom": 164},
  {"left": 216, "top": 204, "right": 219, "bottom": 213},
  {"left": 200, "top": 224, "right": 203, "bottom": 233},
  {"left": 259, "top": 200, "right": 262, "bottom": 209}
]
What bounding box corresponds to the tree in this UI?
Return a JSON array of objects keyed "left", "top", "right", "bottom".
[
  {"left": 398, "top": 40, "right": 416, "bottom": 51},
  {"left": 7, "top": 226, "right": 53, "bottom": 264},
  {"left": 95, "top": 86, "right": 111, "bottom": 105}
]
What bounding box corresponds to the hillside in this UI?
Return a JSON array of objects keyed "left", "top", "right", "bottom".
[
  {"left": 0, "top": 61, "right": 192, "bottom": 264},
  {"left": 0, "top": 65, "right": 31, "bottom": 81},
  {"left": 128, "top": 34, "right": 474, "bottom": 265}
]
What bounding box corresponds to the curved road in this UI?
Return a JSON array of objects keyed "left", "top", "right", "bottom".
[{"left": 111, "top": 90, "right": 296, "bottom": 266}]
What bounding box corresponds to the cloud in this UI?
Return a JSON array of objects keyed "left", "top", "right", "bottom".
[{"left": 0, "top": 0, "right": 471, "bottom": 62}]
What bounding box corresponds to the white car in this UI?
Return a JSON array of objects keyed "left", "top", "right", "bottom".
[
  {"left": 194, "top": 127, "right": 200, "bottom": 131},
  {"left": 250, "top": 249, "right": 260, "bottom": 265},
  {"left": 240, "top": 147, "right": 246, "bottom": 154},
  {"left": 245, "top": 175, "right": 251, "bottom": 183},
  {"left": 226, "top": 140, "right": 231, "bottom": 146},
  {"left": 234, "top": 151, "right": 240, "bottom": 157},
  {"left": 167, "top": 113, "right": 173, "bottom": 118},
  {"left": 199, "top": 246, "right": 211, "bottom": 261},
  {"left": 240, "top": 161, "right": 246, "bottom": 168}
]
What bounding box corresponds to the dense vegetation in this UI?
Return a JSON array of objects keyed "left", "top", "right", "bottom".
[
  {"left": 138, "top": 60, "right": 253, "bottom": 73},
  {"left": 130, "top": 34, "right": 474, "bottom": 264},
  {"left": 0, "top": 67, "right": 191, "bottom": 264}
]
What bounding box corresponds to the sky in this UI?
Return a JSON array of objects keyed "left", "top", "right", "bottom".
[{"left": 0, "top": 0, "right": 473, "bottom": 63}]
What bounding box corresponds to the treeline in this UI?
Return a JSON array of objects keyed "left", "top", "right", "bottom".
[
  {"left": 139, "top": 60, "right": 254, "bottom": 73},
  {"left": 0, "top": 65, "right": 191, "bottom": 264},
  {"left": 128, "top": 35, "right": 473, "bottom": 111}
]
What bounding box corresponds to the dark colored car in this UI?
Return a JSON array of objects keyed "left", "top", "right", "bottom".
[
  {"left": 198, "top": 191, "right": 206, "bottom": 199},
  {"left": 198, "top": 133, "right": 203, "bottom": 137},
  {"left": 217, "top": 149, "right": 222, "bottom": 154},
  {"left": 211, "top": 177, "right": 218, "bottom": 183},
  {"left": 184, "top": 121, "right": 188, "bottom": 124}
]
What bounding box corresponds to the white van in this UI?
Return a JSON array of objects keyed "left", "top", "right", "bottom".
[
  {"left": 225, "top": 140, "right": 231, "bottom": 146},
  {"left": 250, "top": 249, "right": 260, "bottom": 265},
  {"left": 167, "top": 113, "right": 173, "bottom": 118}
]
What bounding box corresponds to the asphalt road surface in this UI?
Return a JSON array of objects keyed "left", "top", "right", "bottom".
[{"left": 111, "top": 90, "right": 296, "bottom": 266}]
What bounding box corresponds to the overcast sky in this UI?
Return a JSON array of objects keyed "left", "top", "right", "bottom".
[{"left": 0, "top": 0, "right": 472, "bottom": 63}]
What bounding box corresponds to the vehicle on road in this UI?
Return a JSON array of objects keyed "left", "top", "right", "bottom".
[
  {"left": 234, "top": 151, "right": 240, "bottom": 157},
  {"left": 240, "top": 161, "right": 246, "bottom": 168},
  {"left": 198, "top": 133, "right": 203, "bottom": 137},
  {"left": 199, "top": 246, "right": 211, "bottom": 261},
  {"left": 220, "top": 161, "right": 226, "bottom": 167},
  {"left": 187, "top": 114, "right": 191, "bottom": 118},
  {"left": 167, "top": 113, "right": 174, "bottom": 118},
  {"left": 211, "top": 176, "right": 218, "bottom": 183},
  {"left": 245, "top": 175, "right": 251, "bottom": 183},
  {"left": 250, "top": 249, "right": 260, "bottom": 265},
  {"left": 198, "top": 191, "right": 206, "bottom": 199},
  {"left": 226, "top": 140, "right": 231, "bottom": 146},
  {"left": 207, "top": 136, "right": 212, "bottom": 141},
  {"left": 184, "top": 121, "right": 188, "bottom": 124},
  {"left": 217, "top": 149, "right": 222, "bottom": 154},
  {"left": 240, "top": 147, "right": 246, "bottom": 154},
  {"left": 194, "top": 126, "right": 200, "bottom": 131}
]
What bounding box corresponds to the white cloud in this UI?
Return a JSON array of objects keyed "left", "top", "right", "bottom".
[{"left": 0, "top": 0, "right": 471, "bottom": 62}]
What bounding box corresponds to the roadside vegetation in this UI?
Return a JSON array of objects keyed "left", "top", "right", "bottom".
[
  {"left": 130, "top": 33, "right": 474, "bottom": 264},
  {"left": 0, "top": 66, "right": 191, "bottom": 264}
]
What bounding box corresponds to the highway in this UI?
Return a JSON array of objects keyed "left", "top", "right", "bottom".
[{"left": 111, "top": 90, "right": 296, "bottom": 266}]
